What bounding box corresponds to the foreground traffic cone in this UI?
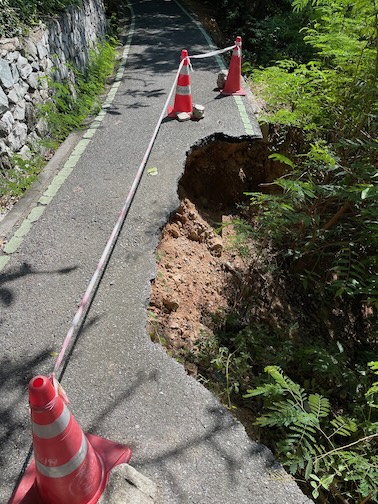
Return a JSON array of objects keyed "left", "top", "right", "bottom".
[
  {"left": 9, "top": 375, "right": 132, "bottom": 504},
  {"left": 221, "top": 36, "right": 246, "bottom": 96},
  {"left": 168, "top": 49, "right": 193, "bottom": 118}
]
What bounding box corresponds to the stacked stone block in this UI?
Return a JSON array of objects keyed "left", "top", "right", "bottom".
[{"left": 0, "top": 0, "right": 106, "bottom": 171}]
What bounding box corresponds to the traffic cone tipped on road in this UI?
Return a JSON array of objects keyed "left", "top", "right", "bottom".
[
  {"left": 221, "top": 36, "right": 246, "bottom": 96},
  {"left": 9, "top": 375, "right": 132, "bottom": 504},
  {"left": 168, "top": 49, "right": 193, "bottom": 118}
]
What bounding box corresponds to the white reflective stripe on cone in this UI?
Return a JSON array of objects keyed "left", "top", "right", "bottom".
[
  {"left": 35, "top": 432, "right": 88, "bottom": 478},
  {"left": 180, "top": 65, "right": 189, "bottom": 75},
  {"left": 176, "top": 85, "right": 191, "bottom": 95},
  {"left": 32, "top": 404, "right": 71, "bottom": 439}
]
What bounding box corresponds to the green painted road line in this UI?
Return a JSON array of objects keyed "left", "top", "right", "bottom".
[
  {"left": 95, "top": 110, "right": 107, "bottom": 119},
  {"left": 83, "top": 128, "right": 97, "bottom": 139},
  {"left": 38, "top": 195, "right": 54, "bottom": 206},
  {"left": 62, "top": 158, "right": 78, "bottom": 170},
  {"left": 0, "top": 255, "right": 10, "bottom": 270},
  {"left": 38, "top": 172, "right": 68, "bottom": 205},
  {"left": 28, "top": 206, "right": 46, "bottom": 223},
  {"left": 42, "top": 184, "right": 61, "bottom": 198},
  {"left": 72, "top": 139, "right": 91, "bottom": 155},
  {"left": 105, "top": 86, "right": 120, "bottom": 101},
  {"left": 87, "top": 120, "right": 101, "bottom": 128},
  {"left": 53, "top": 174, "right": 70, "bottom": 185},
  {"left": 3, "top": 235, "right": 24, "bottom": 254},
  {"left": 233, "top": 96, "right": 255, "bottom": 135},
  {"left": 174, "top": 0, "right": 225, "bottom": 69},
  {"left": 14, "top": 220, "right": 32, "bottom": 238}
]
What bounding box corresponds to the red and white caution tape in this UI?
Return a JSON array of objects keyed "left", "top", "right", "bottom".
[
  {"left": 52, "top": 42, "right": 239, "bottom": 380},
  {"left": 189, "top": 45, "right": 235, "bottom": 60}
]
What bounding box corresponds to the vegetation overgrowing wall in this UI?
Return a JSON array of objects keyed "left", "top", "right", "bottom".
[{"left": 0, "top": 0, "right": 107, "bottom": 171}]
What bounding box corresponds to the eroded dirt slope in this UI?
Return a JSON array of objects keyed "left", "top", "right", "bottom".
[
  {"left": 148, "top": 136, "right": 284, "bottom": 374},
  {"left": 148, "top": 197, "right": 249, "bottom": 375}
]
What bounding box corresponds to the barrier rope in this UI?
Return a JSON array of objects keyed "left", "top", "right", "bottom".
[
  {"left": 189, "top": 45, "right": 237, "bottom": 60},
  {"left": 51, "top": 42, "right": 238, "bottom": 383}
]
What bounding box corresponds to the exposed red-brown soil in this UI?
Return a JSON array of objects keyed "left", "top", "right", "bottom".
[
  {"left": 148, "top": 137, "right": 283, "bottom": 376},
  {"left": 148, "top": 197, "right": 249, "bottom": 375}
]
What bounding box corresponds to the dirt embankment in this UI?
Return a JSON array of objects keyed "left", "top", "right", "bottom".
[{"left": 148, "top": 135, "right": 288, "bottom": 375}]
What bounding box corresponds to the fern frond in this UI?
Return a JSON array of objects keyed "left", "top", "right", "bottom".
[
  {"left": 297, "top": 411, "right": 320, "bottom": 429},
  {"left": 288, "top": 424, "right": 318, "bottom": 446},
  {"left": 308, "top": 393, "right": 331, "bottom": 419},
  {"left": 243, "top": 383, "right": 284, "bottom": 398},
  {"left": 264, "top": 366, "right": 307, "bottom": 405},
  {"left": 330, "top": 416, "right": 358, "bottom": 437},
  {"left": 255, "top": 400, "right": 302, "bottom": 427},
  {"left": 305, "top": 458, "right": 313, "bottom": 479},
  {"left": 292, "top": 0, "right": 320, "bottom": 12}
]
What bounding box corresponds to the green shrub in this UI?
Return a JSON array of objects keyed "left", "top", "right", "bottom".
[
  {"left": 0, "top": 0, "right": 78, "bottom": 36},
  {"left": 0, "top": 0, "right": 24, "bottom": 37},
  {"left": 244, "top": 365, "right": 378, "bottom": 502},
  {"left": 0, "top": 39, "right": 116, "bottom": 202},
  {"left": 194, "top": 1, "right": 378, "bottom": 501},
  {"left": 39, "top": 39, "right": 117, "bottom": 140},
  {"left": 0, "top": 153, "right": 44, "bottom": 198}
]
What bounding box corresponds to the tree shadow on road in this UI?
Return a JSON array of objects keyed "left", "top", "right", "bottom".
[
  {"left": 2, "top": 313, "right": 104, "bottom": 501},
  {"left": 0, "top": 350, "right": 51, "bottom": 498},
  {"left": 85, "top": 369, "right": 160, "bottom": 436},
  {"left": 0, "top": 262, "right": 78, "bottom": 308},
  {"left": 83, "top": 361, "right": 288, "bottom": 502},
  {"left": 134, "top": 400, "right": 287, "bottom": 501},
  {"left": 126, "top": 5, "right": 221, "bottom": 75},
  {"left": 2, "top": 352, "right": 290, "bottom": 503}
]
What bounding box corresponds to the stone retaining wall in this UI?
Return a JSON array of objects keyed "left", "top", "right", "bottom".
[{"left": 0, "top": 0, "right": 107, "bottom": 170}]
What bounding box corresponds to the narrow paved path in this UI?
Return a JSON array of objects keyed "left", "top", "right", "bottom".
[{"left": 0, "top": 1, "right": 311, "bottom": 502}]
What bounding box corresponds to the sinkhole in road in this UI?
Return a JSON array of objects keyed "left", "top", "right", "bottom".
[
  {"left": 178, "top": 133, "right": 285, "bottom": 211},
  {"left": 148, "top": 133, "right": 289, "bottom": 361}
]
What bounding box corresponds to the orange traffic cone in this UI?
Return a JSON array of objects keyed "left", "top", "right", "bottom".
[
  {"left": 9, "top": 375, "right": 132, "bottom": 504},
  {"left": 168, "top": 49, "right": 193, "bottom": 117},
  {"left": 221, "top": 36, "right": 246, "bottom": 96}
]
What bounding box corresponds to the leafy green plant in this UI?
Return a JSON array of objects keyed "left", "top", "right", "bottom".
[
  {"left": 0, "top": 153, "right": 45, "bottom": 198},
  {"left": 147, "top": 309, "right": 169, "bottom": 348},
  {"left": 210, "top": 346, "right": 251, "bottom": 409},
  {"left": 247, "top": 136, "right": 378, "bottom": 313},
  {"left": 0, "top": 39, "right": 116, "bottom": 204},
  {"left": 251, "top": 60, "right": 332, "bottom": 133},
  {"left": 205, "top": 0, "right": 310, "bottom": 64},
  {"left": 0, "top": 0, "right": 79, "bottom": 37},
  {"left": 244, "top": 365, "right": 378, "bottom": 502},
  {"left": 0, "top": 0, "right": 24, "bottom": 36},
  {"left": 176, "top": 1, "right": 378, "bottom": 502},
  {"left": 216, "top": 217, "right": 254, "bottom": 258},
  {"left": 243, "top": 11, "right": 314, "bottom": 65},
  {"left": 366, "top": 361, "right": 378, "bottom": 409},
  {"left": 250, "top": 0, "right": 378, "bottom": 139},
  {"left": 39, "top": 39, "right": 117, "bottom": 140}
]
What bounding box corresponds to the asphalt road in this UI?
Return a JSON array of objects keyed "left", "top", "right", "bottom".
[{"left": 0, "top": 0, "right": 312, "bottom": 502}]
